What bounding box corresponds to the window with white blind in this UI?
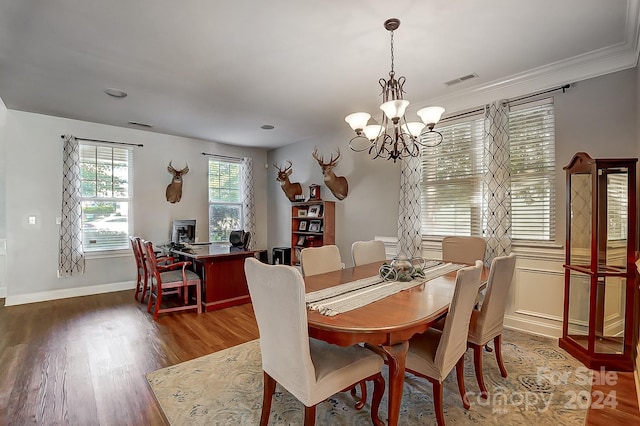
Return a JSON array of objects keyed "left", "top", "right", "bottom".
[
  {"left": 509, "top": 100, "right": 556, "bottom": 240},
  {"left": 80, "top": 144, "right": 133, "bottom": 251},
  {"left": 208, "top": 159, "right": 243, "bottom": 242},
  {"left": 421, "top": 99, "right": 556, "bottom": 241},
  {"left": 421, "top": 119, "right": 484, "bottom": 236}
]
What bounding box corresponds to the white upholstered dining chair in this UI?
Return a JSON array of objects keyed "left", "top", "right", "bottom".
[
  {"left": 441, "top": 236, "right": 487, "bottom": 265},
  {"left": 299, "top": 245, "right": 344, "bottom": 277},
  {"left": 244, "top": 257, "right": 385, "bottom": 426},
  {"left": 351, "top": 240, "right": 386, "bottom": 266},
  {"left": 467, "top": 253, "right": 516, "bottom": 397},
  {"left": 405, "top": 260, "right": 484, "bottom": 426}
]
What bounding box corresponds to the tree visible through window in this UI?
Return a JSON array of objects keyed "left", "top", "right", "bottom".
[
  {"left": 208, "top": 159, "right": 243, "bottom": 242},
  {"left": 80, "top": 144, "right": 132, "bottom": 251}
]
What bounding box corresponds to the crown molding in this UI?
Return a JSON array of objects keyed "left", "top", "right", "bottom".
[{"left": 420, "top": 0, "right": 640, "bottom": 114}]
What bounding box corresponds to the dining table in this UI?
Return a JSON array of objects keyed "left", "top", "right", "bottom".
[{"left": 304, "top": 261, "right": 488, "bottom": 426}]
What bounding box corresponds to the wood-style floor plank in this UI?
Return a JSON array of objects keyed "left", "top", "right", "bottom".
[{"left": 0, "top": 290, "right": 638, "bottom": 424}]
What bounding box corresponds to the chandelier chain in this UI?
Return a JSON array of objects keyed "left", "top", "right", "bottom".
[{"left": 389, "top": 30, "right": 395, "bottom": 76}]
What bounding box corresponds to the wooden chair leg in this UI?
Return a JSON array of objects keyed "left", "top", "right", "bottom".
[
  {"left": 303, "top": 404, "right": 316, "bottom": 426},
  {"left": 484, "top": 343, "right": 493, "bottom": 352},
  {"left": 494, "top": 334, "right": 507, "bottom": 378},
  {"left": 195, "top": 282, "right": 202, "bottom": 313},
  {"left": 260, "top": 372, "right": 276, "bottom": 426},
  {"left": 351, "top": 380, "right": 367, "bottom": 410},
  {"left": 432, "top": 380, "right": 445, "bottom": 426},
  {"left": 472, "top": 343, "right": 488, "bottom": 399},
  {"left": 370, "top": 373, "right": 385, "bottom": 426},
  {"left": 455, "top": 356, "right": 470, "bottom": 409}
]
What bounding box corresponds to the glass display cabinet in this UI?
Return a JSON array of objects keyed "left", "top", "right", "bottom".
[{"left": 560, "top": 152, "right": 637, "bottom": 371}]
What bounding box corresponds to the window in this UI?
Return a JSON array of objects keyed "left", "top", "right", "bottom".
[
  {"left": 509, "top": 100, "right": 556, "bottom": 240},
  {"left": 421, "top": 99, "right": 556, "bottom": 242},
  {"left": 208, "top": 159, "right": 243, "bottom": 242},
  {"left": 80, "top": 144, "right": 133, "bottom": 251},
  {"left": 421, "top": 119, "right": 484, "bottom": 236}
]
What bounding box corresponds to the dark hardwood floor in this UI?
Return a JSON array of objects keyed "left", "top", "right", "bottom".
[{"left": 0, "top": 290, "right": 638, "bottom": 424}]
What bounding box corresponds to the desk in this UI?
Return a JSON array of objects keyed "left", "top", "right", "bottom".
[
  {"left": 305, "top": 261, "right": 488, "bottom": 426},
  {"left": 171, "top": 246, "right": 267, "bottom": 312}
]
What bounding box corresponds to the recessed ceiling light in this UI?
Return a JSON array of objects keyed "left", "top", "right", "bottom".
[
  {"left": 104, "top": 88, "right": 128, "bottom": 98},
  {"left": 260, "top": 124, "right": 275, "bottom": 130}
]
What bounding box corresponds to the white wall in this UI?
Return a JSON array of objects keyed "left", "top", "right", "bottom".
[
  {"left": 267, "top": 67, "right": 639, "bottom": 338},
  {"left": 267, "top": 132, "right": 400, "bottom": 266},
  {"left": 4, "top": 111, "right": 268, "bottom": 305}
]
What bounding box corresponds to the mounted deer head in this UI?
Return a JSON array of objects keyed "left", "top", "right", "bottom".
[
  {"left": 274, "top": 160, "right": 303, "bottom": 201},
  {"left": 166, "top": 161, "right": 189, "bottom": 203},
  {"left": 312, "top": 147, "right": 349, "bottom": 200}
]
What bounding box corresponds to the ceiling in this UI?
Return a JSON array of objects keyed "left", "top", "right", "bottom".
[{"left": 0, "top": 0, "right": 638, "bottom": 149}]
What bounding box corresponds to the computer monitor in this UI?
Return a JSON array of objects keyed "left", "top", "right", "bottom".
[{"left": 171, "top": 219, "right": 196, "bottom": 244}]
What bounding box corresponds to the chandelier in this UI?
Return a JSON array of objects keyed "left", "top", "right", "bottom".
[{"left": 345, "top": 18, "right": 445, "bottom": 162}]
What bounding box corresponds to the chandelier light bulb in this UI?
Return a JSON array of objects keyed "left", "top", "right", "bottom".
[
  {"left": 380, "top": 100, "right": 409, "bottom": 121},
  {"left": 345, "top": 112, "right": 371, "bottom": 133},
  {"left": 417, "top": 106, "right": 445, "bottom": 129},
  {"left": 363, "top": 124, "right": 384, "bottom": 141},
  {"left": 401, "top": 122, "right": 426, "bottom": 137}
]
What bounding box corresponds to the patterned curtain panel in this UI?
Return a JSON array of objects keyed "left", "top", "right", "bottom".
[
  {"left": 397, "top": 155, "right": 422, "bottom": 258},
  {"left": 58, "top": 135, "right": 85, "bottom": 277},
  {"left": 241, "top": 157, "right": 256, "bottom": 249},
  {"left": 483, "top": 101, "right": 512, "bottom": 263}
]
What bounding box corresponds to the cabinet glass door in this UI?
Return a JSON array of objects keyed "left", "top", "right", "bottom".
[{"left": 569, "top": 173, "right": 591, "bottom": 267}]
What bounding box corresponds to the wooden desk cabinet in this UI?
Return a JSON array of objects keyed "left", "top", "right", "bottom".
[{"left": 171, "top": 246, "right": 267, "bottom": 312}]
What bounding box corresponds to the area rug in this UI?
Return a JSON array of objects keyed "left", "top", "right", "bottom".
[{"left": 146, "top": 329, "right": 591, "bottom": 425}]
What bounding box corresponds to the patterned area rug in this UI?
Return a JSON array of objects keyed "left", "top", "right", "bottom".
[{"left": 146, "top": 329, "right": 591, "bottom": 425}]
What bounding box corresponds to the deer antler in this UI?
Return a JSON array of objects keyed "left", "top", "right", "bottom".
[
  {"left": 312, "top": 147, "right": 323, "bottom": 164},
  {"left": 328, "top": 147, "right": 341, "bottom": 165}
]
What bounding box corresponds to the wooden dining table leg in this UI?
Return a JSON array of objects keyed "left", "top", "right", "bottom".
[{"left": 380, "top": 340, "right": 409, "bottom": 426}]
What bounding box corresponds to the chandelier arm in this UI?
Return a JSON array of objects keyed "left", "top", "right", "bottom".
[
  {"left": 349, "top": 135, "right": 376, "bottom": 152},
  {"left": 416, "top": 130, "right": 444, "bottom": 148}
]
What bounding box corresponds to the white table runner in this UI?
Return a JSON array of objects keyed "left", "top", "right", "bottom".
[{"left": 306, "top": 262, "right": 464, "bottom": 316}]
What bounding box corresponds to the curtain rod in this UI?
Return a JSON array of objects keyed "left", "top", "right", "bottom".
[
  {"left": 201, "top": 152, "right": 243, "bottom": 162},
  {"left": 439, "top": 83, "right": 571, "bottom": 123},
  {"left": 60, "top": 135, "right": 143, "bottom": 147}
]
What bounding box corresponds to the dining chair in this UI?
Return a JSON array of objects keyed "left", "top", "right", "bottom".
[
  {"left": 131, "top": 236, "right": 177, "bottom": 303},
  {"left": 404, "top": 260, "right": 483, "bottom": 426},
  {"left": 244, "top": 257, "right": 385, "bottom": 426},
  {"left": 299, "top": 245, "right": 344, "bottom": 277},
  {"left": 441, "top": 236, "right": 486, "bottom": 265},
  {"left": 467, "top": 253, "right": 516, "bottom": 398},
  {"left": 130, "top": 236, "right": 146, "bottom": 302},
  {"left": 143, "top": 240, "right": 202, "bottom": 320},
  {"left": 351, "top": 240, "right": 386, "bottom": 266}
]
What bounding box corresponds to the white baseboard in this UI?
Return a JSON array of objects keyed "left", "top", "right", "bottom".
[
  {"left": 4, "top": 280, "right": 135, "bottom": 306},
  {"left": 503, "top": 313, "right": 562, "bottom": 339}
]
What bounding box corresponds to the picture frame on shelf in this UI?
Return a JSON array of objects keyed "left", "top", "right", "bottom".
[
  {"left": 298, "top": 220, "right": 308, "bottom": 231},
  {"left": 297, "top": 209, "right": 308, "bottom": 217},
  {"left": 309, "top": 220, "right": 321, "bottom": 233},
  {"left": 308, "top": 184, "right": 321, "bottom": 201},
  {"left": 307, "top": 204, "right": 322, "bottom": 218},
  {"left": 296, "top": 235, "right": 306, "bottom": 246}
]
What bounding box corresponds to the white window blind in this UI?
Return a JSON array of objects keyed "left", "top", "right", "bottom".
[
  {"left": 80, "top": 144, "right": 133, "bottom": 251},
  {"left": 208, "top": 159, "right": 243, "bottom": 242},
  {"left": 421, "top": 98, "right": 556, "bottom": 242},
  {"left": 509, "top": 100, "right": 556, "bottom": 240},
  {"left": 421, "top": 119, "right": 484, "bottom": 236}
]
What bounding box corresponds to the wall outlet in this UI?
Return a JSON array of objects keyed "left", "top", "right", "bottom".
[{"left": 28, "top": 215, "right": 37, "bottom": 225}]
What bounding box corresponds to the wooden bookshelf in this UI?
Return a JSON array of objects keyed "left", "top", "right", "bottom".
[{"left": 290, "top": 201, "right": 335, "bottom": 265}]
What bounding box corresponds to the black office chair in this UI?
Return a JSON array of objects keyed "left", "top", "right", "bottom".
[{"left": 229, "top": 230, "right": 250, "bottom": 249}]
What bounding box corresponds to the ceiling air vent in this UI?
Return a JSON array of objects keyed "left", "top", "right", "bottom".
[
  {"left": 444, "top": 73, "right": 478, "bottom": 86},
  {"left": 128, "top": 121, "right": 153, "bottom": 128}
]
